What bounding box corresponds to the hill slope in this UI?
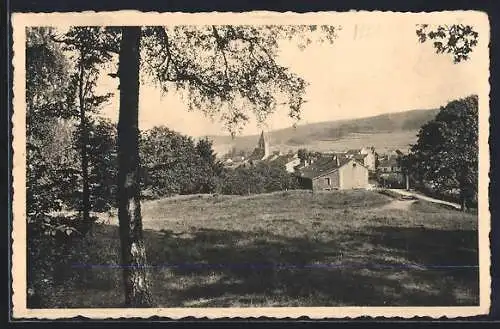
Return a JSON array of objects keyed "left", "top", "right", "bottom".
[{"left": 207, "top": 108, "right": 439, "bottom": 155}]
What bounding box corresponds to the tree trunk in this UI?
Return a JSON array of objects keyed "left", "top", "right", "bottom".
[
  {"left": 78, "top": 52, "right": 91, "bottom": 231},
  {"left": 117, "top": 26, "right": 153, "bottom": 307}
]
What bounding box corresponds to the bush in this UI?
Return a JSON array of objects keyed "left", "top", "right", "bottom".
[
  {"left": 218, "top": 162, "right": 300, "bottom": 195},
  {"left": 140, "top": 127, "right": 223, "bottom": 198},
  {"left": 27, "top": 214, "right": 82, "bottom": 308},
  {"left": 27, "top": 217, "right": 122, "bottom": 308}
]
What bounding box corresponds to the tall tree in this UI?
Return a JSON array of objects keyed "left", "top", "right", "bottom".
[
  {"left": 195, "top": 138, "right": 223, "bottom": 193},
  {"left": 416, "top": 24, "right": 479, "bottom": 63},
  {"left": 54, "top": 27, "right": 115, "bottom": 231},
  {"left": 117, "top": 26, "right": 153, "bottom": 307},
  {"left": 407, "top": 95, "right": 478, "bottom": 211},
  {"left": 114, "top": 25, "right": 338, "bottom": 306},
  {"left": 297, "top": 148, "right": 309, "bottom": 163}
]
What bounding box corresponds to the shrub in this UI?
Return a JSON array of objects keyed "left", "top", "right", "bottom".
[
  {"left": 218, "top": 162, "right": 300, "bottom": 195},
  {"left": 140, "top": 127, "right": 223, "bottom": 198}
]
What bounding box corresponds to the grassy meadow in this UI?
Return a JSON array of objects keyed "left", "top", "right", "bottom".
[{"left": 40, "top": 190, "right": 479, "bottom": 308}]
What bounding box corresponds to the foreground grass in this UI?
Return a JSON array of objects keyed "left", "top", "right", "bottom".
[{"left": 39, "top": 190, "right": 478, "bottom": 308}]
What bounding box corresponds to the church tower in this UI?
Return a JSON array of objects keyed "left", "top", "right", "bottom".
[{"left": 258, "top": 130, "right": 270, "bottom": 160}]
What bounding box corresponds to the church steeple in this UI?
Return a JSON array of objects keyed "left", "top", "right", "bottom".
[
  {"left": 258, "top": 130, "right": 270, "bottom": 160},
  {"left": 258, "top": 130, "right": 266, "bottom": 149}
]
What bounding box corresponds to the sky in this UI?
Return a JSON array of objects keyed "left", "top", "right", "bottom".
[{"left": 95, "top": 22, "right": 483, "bottom": 137}]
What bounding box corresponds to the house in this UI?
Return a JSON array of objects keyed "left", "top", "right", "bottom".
[
  {"left": 297, "top": 155, "right": 369, "bottom": 191},
  {"left": 359, "top": 147, "right": 377, "bottom": 171},
  {"left": 344, "top": 147, "right": 377, "bottom": 171},
  {"left": 377, "top": 155, "right": 406, "bottom": 188},
  {"left": 378, "top": 155, "right": 401, "bottom": 173},
  {"left": 269, "top": 153, "right": 301, "bottom": 173},
  {"left": 285, "top": 154, "right": 300, "bottom": 173},
  {"left": 285, "top": 157, "right": 301, "bottom": 173}
]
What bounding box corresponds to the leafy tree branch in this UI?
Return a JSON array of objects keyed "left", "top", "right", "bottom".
[{"left": 416, "top": 24, "right": 479, "bottom": 63}]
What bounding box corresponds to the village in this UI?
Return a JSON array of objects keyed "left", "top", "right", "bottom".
[{"left": 221, "top": 130, "right": 409, "bottom": 192}]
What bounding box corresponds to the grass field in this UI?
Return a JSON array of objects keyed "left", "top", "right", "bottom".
[{"left": 42, "top": 190, "right": 479, "bottom": 308}]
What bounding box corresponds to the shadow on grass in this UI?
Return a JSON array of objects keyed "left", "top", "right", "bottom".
[
  {"left": 143, "top": 225, "right": 479, "bottom": 307},
  {"left": 357, "top": 226, "right": 478, "bottom": 267},
  {"left": 33, "top": 223, "right": 479, "bottom": 308}
]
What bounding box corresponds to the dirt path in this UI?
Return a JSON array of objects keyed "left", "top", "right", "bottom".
[
  {"left": 387, "top": 189, "right": 461, "bottom": 210},
  {"left": 381, "top": 199, "right": 416, "bottom": 211}
]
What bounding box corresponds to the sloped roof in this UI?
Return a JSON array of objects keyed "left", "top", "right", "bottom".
[
  {"left": 265, "top": 153, "right": 297, "bottom": 164},
  {"left": 299, "top": 156, "right": 353, "bottom": 179},
  {"left": 353, "top": 153, "right": 368, "bottom": 160}
]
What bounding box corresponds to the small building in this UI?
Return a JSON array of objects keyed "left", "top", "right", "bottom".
[
  {"left": 297, "top": 155, "right": 369, "bottom": 191},
  {"left": 377, "top": 155, "right": 406, "bottom": 188},
  {"left": 285, "top": 157, "right": 301, "bottom": 173},
  {"left": 359, "top": 147, "right": 377, "bottom": 171},
  {"left": 345, "top": 147, "right": 377, "bottom": 171},
  {"left": 378, "top": 155, "right": 401, "bottom": 173},
  {"left": 270, "top": 153, "right": 301, "bottom": 173}
]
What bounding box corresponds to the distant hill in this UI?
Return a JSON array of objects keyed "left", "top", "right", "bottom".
[{"left": 205, "top": 108, "right": 440, "bottom": 156}]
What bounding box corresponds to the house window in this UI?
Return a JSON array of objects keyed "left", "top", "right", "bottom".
[
  {"left": 353, "top": 163, "right": 356, "bottom": 167},
  {"left": 325, "top": 177, "right": 331, "bottom": 186}
]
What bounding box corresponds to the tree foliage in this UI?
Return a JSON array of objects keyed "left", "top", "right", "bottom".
[
  {"left": 26, "top": 27, "right": 80, "bottom": 306},
  {"left": 416, "top": 24, "right": 479, "bottom": 63},
  {"left": 83, "top": 118, "right": 118, "bottom": 212},
  {"left": 53, "top": 27, "right": 116, "bottom": 229},
  {"left": 139, "top": 126, "right": 222, "bottom": 197},
  {"left": 195, "top": 137, "right": 224, "bottom": 193},
  {"left": 297, "top": 148, "right": 309, "bottom": 162},
  {"left": 54, "top": 27, "right": 118, "bottom": 114},
  {"left": 405, "top": 95, "right": 478, "bottom": 210},
  {"left": 26, "top": 27, "right": 77, "bottom": 218},
  {"left": 141, "top": 25, "right": 338, "bottom": 135}
]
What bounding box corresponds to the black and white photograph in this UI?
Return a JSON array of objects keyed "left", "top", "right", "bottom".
[{"left": 11, "top": 11, "right": 490, "bottom": 319}]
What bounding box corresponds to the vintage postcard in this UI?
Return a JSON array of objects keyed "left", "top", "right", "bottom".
[{"left": 11, "top": 10, "right": 490, "bottom": 319}]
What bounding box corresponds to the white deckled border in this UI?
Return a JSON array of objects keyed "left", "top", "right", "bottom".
[{"left": 11, "top": 10, "right": 491, "bottom": 319}]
